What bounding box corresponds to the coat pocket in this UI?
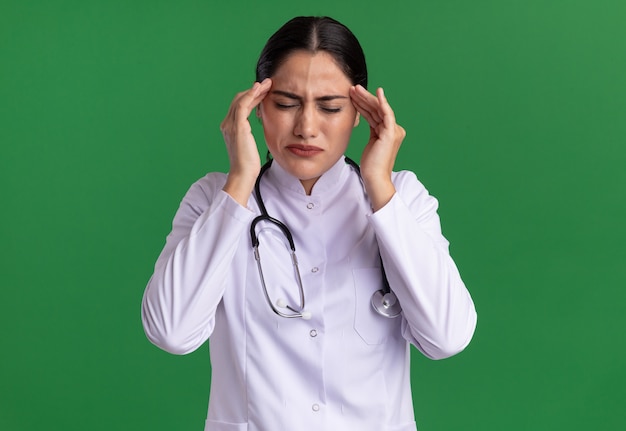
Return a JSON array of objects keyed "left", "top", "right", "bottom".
[{"left": 353, "top": 268, "right": 400, "bottom": 345}]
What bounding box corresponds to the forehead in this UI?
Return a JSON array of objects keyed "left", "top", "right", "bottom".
[{"left": 271, "top": 51, "right": 352, "bottom": 95}]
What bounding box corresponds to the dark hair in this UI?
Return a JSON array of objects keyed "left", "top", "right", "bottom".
[{"left": 256, "top": 16, "right": 367, "bottom": 88}]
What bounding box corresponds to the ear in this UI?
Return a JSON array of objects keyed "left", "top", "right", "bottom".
[
  {"left": 353, "top": 112, "right": 360, "bottom": 128},
  {"left": 255, "top": 105, "right": 262, "bottom": 119}
]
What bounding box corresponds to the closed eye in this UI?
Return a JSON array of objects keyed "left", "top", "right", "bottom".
[
  {"left": 275, "top": 102, "right": 299, "bottom": 110},
  {"left": 320, "top": 106, "right": 342, "bottom": 113}
]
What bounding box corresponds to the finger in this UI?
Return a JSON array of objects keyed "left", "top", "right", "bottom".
[
  {"left": 233, "top": 84, "right": 261, "bottom": 121},
  {"left": 249, "top": 78, "right": 273, "bottom": 106},
  {"left": 351, "top": 97, "right": 378, "bottom": 127},
  {"left": 233, "top": 79, "right": 273, "bottom": 122},
  {"left": 351, "top": 85, "right": 382, "bottom": 124},
  {"left": 375, "top": 88, "right": 406, "bottom": 145},
  {"left": 350, "top": 86, "right": 382, "bottom": 126},
  {"left": 373, "top": 88, "right": 398, "bottom": 143},
  {"left": 377, "top": 87, "right": 397, "bottom": 129}
]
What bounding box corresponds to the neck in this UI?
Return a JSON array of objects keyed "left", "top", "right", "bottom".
[{"left": 300, "top": 177, "right": 319, "bottom": 195}]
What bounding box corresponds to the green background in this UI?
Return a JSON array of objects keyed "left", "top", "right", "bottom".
[{"left": 2, "top": 0, "right": 625, "bottom": 429}]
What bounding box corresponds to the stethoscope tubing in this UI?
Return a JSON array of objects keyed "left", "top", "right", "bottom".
[{"left": 250, "top": 156, "right": 401, "bottom": 319}]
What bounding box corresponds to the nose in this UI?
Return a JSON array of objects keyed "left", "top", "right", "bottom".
[{"left": 293, "top": 105, "right": 318, "bottom": 139}]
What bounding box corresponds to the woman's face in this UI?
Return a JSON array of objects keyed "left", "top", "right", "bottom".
[{"left": 259, "top": 50, "right": 359, "bottom": 193}]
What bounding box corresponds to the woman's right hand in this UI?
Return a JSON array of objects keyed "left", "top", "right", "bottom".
[{"left": 221, "top": 78, "right": 272, "bottom": 206}]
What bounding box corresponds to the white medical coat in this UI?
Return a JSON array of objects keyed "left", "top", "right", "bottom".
[{"left": 142, "top": 157, "right": 477, "bottom": 431}]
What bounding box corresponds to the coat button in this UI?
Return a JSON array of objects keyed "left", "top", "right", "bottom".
[
  {"left": 312, "top": 403, "right": 320, "bottom": 412},
  {"left": 306, "top": 202, "right": 315, "bottom": 209},
  {"left": 309, "top": 329, "right": 318, "bottom": 338},
  {"left": 311, "top": 267, "right": 319, "bottom": 273}
]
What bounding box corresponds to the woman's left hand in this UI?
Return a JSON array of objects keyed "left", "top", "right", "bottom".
[{"left": 350, "top": 85, "right": 406, "bottom": 211}]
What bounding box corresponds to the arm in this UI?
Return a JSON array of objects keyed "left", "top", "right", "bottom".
[
  {"left": 142, "top": 80, "right": 272, "bottom": 354},
  {"left": 350, "top": 85, "right": 476, "bottom": 359},
  {"left": 141, "top": 177, "right": 255, "bottom": 355},
  {"left": 369, "top": 172, "right": 477, "bottom": 359}
]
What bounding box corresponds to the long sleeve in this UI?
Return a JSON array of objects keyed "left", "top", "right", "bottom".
[
  {"left": 141, "top": 174, "right": 254, "bottom": 354},
  {"left": 369, "top": 171, "right": 477, "bottom": 360}
]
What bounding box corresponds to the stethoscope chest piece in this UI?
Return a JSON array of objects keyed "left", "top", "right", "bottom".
[
  {"left": 371, "top": 289, "right": 402, "bottom": 318},
  {"left": 253, "top": 157, "right": 402, "bottom": 320}
]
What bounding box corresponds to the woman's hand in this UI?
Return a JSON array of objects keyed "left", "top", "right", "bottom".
[
  {"left": 349, "top": 85, "right": 406, "bottom": 211},
  {"left": 221, "top": 78, "right": 273, "bottom": 206}
]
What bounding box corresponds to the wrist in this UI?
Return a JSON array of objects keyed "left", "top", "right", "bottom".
[
  {"left": 363, "top": 178, "right": 395, "bottom": 212},
  {"left": 223, "top": 172, "right": 257, "bottom": 207}
]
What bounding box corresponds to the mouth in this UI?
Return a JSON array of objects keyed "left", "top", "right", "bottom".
[{"left": 286, "top": 144, "right": 323, "bottom": 157}]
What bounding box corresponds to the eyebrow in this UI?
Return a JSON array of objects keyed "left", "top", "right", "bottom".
[{"left": 271, "top": 90, "right": 348, "bottom": 102}]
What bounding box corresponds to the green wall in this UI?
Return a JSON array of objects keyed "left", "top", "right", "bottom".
[{"left": 2, "top": 1, "right": 625, "bottom": 429}]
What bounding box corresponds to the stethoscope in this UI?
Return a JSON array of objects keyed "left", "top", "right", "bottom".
[{"left": 250, "top": 156, "right": 402, "bottom": 320}]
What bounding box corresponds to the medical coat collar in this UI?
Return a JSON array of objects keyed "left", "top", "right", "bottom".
[{"left": 264, "top": 156, "right": 350, "bottom": 195}]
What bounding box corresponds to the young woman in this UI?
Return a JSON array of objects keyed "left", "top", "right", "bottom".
[{"left": 142, "top": 16, "right": 477, "bottom": 431}]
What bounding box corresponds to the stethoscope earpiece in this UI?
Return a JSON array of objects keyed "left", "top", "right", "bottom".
[{"left": 371, "top": 289, "right": 402, "bottom": 318}]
